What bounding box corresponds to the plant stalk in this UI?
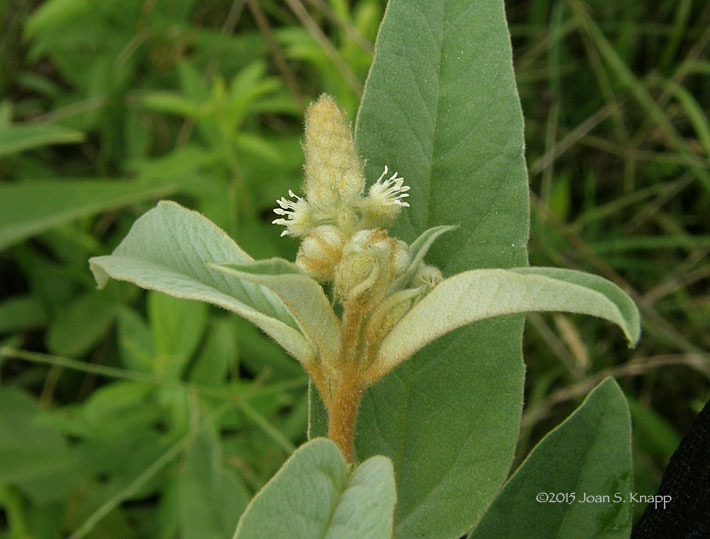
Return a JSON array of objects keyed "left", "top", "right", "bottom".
[
  {"left": 327, "top": 365, "right": 363, "bottom": 463},
  {"left": 325, "top": 302, "right": 368, "bottom": 462}
]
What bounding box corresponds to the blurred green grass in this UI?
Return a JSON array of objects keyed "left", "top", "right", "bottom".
[{"left": 0, "top": 0, "right": 708, "bottom": 536}]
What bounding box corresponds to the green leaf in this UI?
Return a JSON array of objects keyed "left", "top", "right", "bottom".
[
  {"left": 234, "top": 438, "right": 396, "bottom": 539},
  {"left": 510, "top": 267, "right": 640, "bottom": 340},
  {"left": 89, "top": 201, "right": 315, "bottom": 365},
  {"left": 208, "top": 259, "right": 340, "bottom": 365},
  {"left": 177, "top": 60, "right": 210, "bottom": 102},
  {"left": 47, "top": 292, "right": 116, "bottom": 357},
  {"left": 0, "top": 181, "right": 175, "bottom": 252},
  {"left": 148, "top": 292, "right": 208, "bottom": 379},
  {"left": 190, "top": 317, "right": 238, "bottom": 386},
  {"left": 0, "top": 388, "right": 79, "bottom": 490},
  {"left": 0, "top": 123, "right": 84, "bottom": 157},
  {"left": 371, "top": 267, "right": 639, "bottom": 381},
  {"left": 24, "top": 0, "right": 91, "bottom": 39},
  {"left": 234, "top": 132, "right": 284, "bottom": 163},
  {"left": 76, "top": 382, "right": 160, "bottom": 442},
  {"left": 312, "top": 1, "right": 531, "bottom": 537},
  {"left": 0, "top": 295, "right": 48, "bottom": 334},
  {"left": 140, "top": 92, "right": 202, "bottom": 118},
  {"left": 0, "top": 446, "right": 77, "bottom": 484},
  {"left": 471, "top": 378, "right": 633, "bottom": 539},
  {"left": 179, "top": 427, "right": 249, "bottom": 539},
  {"left": 116, "top": 308, "right": 154, "bottom": 373}
]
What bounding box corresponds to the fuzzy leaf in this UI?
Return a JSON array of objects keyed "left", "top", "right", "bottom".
[
  {"left": 208, "top": 259, "right": 340, "bottom": 365},
  {"left": 371, "top": 267, "right": 639, "bottom": 379},
  {"left": 471, "top": 378, "right": 633, "bottom": 539},
  {"left": 233, "top": 439, "right": 396, "bottom": 539},
  {"left": 89, "top": 201, "right": 314, "bottom": 365},
  {"left": 510, "top": 267, "right": 639, "bottom": 338}
]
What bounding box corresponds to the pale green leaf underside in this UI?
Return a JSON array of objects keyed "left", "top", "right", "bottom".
[
  {"left": 209, "top": 259, "right": 341, "bottom": 365},
  {"left": 471, "top": 378, "right": 633, "bottom": 539},
  {"left": 233, "top": 439, "right": 396, "bottom": 539},
  {"left": 89, "top": 201, "right": 314, "bottom": 364},
  {"left": 376, "top": 268, "right": 639, "bottom": 376},
  {"left": 0, "top": 181, "right": 175, "bottom": 252}
]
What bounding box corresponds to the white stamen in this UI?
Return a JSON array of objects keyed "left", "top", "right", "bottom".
[
  {"left": 272, "top": 190, "right": 312, "bottom": 237},
  {"left": 369, "top": 166, "right": 410, "bottom": 207}
]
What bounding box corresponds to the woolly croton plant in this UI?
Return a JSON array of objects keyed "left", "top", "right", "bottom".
[
  {"left": 90, "top": 5, "right": 641, "bottom": 535},
  {"left": 90, "top": 94, "right": 638, "bottom": 464}
]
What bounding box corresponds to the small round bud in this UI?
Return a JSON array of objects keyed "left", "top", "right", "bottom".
[
  {"left": 296, "top": 225, "right": 346, "bottom": 280},
  {"left": 413, "top": 263, "right": 443, "bottom": 287},
  {"left": 334, "top": 229, "right": 385, "bottom": 303},
  {"left": 334, "top": 251, "right": 379, "bottom": 300},
  {"left": 350, "top": 228, "right": 388, "bottom": 249},
  {"left": 334, "top": 228, "right": 409, "bottom": 310},
  {"left": 352, "top": 229, "right": 391, "bottom": 259}
]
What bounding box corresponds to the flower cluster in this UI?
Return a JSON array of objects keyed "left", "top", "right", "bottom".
[
  {"left": 272, "top": 95, "right": 410, "bottom": 239},
  {"left": 273, "top": 94, "right": 434, "bottom": 320}
]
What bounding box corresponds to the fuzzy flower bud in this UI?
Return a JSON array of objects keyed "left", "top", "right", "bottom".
[
  {"left": 295, "top": 225, "right": 346, "bottom": 281},
  {"left": 413, "top": 263, "right": 443, "bottom": 287},
  {"left": 334, "top": 229, "right": 410, "bottom": 309},
  {"left": 303, "top": 94, "right": 365, "bottom": 209}
]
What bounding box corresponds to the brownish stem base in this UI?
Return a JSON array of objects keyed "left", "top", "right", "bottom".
[{"left": 327, "top": 369, "right": 363, "bottom": 463}]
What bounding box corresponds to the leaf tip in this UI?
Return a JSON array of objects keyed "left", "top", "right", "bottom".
[
  {"left": 88, "top": 257, "right": 109, "bottom": 289},
  {"left": 625, "top": 305, "right": 642, "bottom": 348}
]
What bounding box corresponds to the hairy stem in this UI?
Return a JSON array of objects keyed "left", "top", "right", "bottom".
[
  {"left": 327, "top": 364, "right": 363, "bottom": 462},
  {"left": 325, "top": 302, "right": 368, "bottom": 462}
]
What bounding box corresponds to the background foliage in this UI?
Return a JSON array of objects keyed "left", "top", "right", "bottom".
[{"left": 0, "top": 0, "right": 708, "bottom": 536}]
